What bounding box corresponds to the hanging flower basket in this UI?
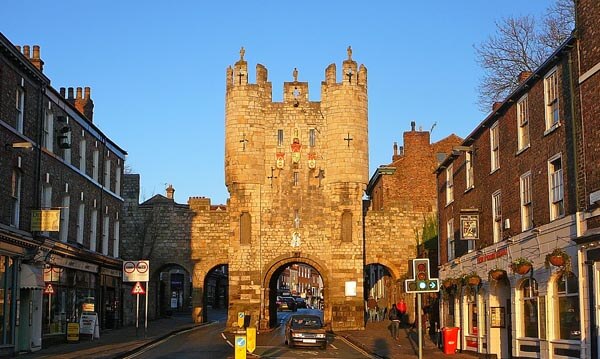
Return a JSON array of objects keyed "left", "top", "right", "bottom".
[
  {"left": 511, "top": 257, "right": 533, "bottom": 275},
  {"left": 544, "top": 248, "right": 571, "bottom": 272},
  {"left": 465, "top": 273, "right": 482, "bottom": 287},
  {"left": 488, "top": 269, "right": 507, "bottom": 281},
  {"left": 442, "top": 278, "right": 456, "bottom": 289}
]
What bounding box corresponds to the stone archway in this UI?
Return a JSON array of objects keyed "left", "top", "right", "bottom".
[
  {"left": 260, "top": 255, "right": 330, "bottom": 330},
  {"left": 153, "top": 263, "right": 193, "bottom": 318}
]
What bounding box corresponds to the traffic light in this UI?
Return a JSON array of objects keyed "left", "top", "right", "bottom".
[{"left": 405, "top": 258, "right": 439, "bottom": 293}]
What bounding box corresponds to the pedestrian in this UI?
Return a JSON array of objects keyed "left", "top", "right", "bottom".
[
  {"left": 388, "top": 303, "right": 401, "bottom": 340},
  {"left": 379, "top": 296, "right": 388, "bottom": 322},
  {"left": 397, "top": 298, "right": 407, "bottom": 326},
  {"left": 367, "top": 296, "right": 377, "bottom": 323}
]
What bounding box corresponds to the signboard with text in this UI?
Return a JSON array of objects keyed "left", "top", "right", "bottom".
[
  {"left": 122, "top": 260, "right": 150, "bottom": 282},
  {"left": 31, "top": 209, "right": 61, "bottom": 232}
]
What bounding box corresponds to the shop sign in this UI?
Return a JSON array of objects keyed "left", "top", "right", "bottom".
[
  {"left": 67, "top": 322, "right": 80, "bottom": 342},
  {"left": 82, "top": 303, "right": 95, "bottom": 312},
  {"left": 31, "top": 209, "right": 60, "bottom": 232},
  {"left": 477, "top": 247, "right": 508, "bottom": 264},
  {"left": 460, "top": 214, "right": 479, "bottom": 240},
  {"left": 100, "top": 267, "right": 122, "bottom": 278},
  {"left": 122, "top": 260, "right": 150, "bottom": 282},
  {"left": 79, "top": 312, "right": 100, "bottom": 339},
  {"left": 48, "top": 254, "right": 98, "bottom": 273}
]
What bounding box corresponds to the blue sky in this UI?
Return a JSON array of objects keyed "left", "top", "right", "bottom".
[{"left": 3, "top": 1, "right": 551, "bottom": 205}]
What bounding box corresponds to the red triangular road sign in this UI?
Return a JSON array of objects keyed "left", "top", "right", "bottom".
[
  {"left": 131, "top": 282, "right": 146, "bottom": 295},
  {"left": 44, "top": 283, "right": 54, "bottom": 294}
]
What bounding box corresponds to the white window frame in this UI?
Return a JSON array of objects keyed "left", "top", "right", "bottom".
[
  {"left": 11, "top": 170, "right": 22, "bottom": 227},
  {"left": 43, "top": 110, "right": 54, "bottom": 151},
  {"left": 447, "top": 218, "right": 455, "bottom": 261},
  {"left": 465, "top": 151, "right": 474, "bottom": 190},
  {"left": 90, "top": 209, "right": 98, "bottom": 251},
  {"left": 113, "top": 221, "right": 120, "bottom": 258},
  {"left": 102, "top": 215, "right": 109, "bottom": 255},
  {"left": 492, "top": 190, "right": 502, "bottom": 243},
  {"left": 63, "top": 130, "right": 72, "bottom": 165},
  {"left": 520, "top": 278, "right": 540, "bottom": 338},
  {"left": 517, "top": 94, "right": 530, "bottom": 152},
  {"left": 446, "top": 163, "right": 454, "bottom": 205},
  {"left": 16, "top": 87, "right": 24, "bottom": 133},
  {"left": 59, "top": 195, "right": 70, "bottom": 242},
  {"left": 115, "top": 166, "right": 122, "bottom": 196},
  {"left": 104, "top": 159, "right": 111, "bottom": 191},
  {"left": 92, "top": 149, "right": 99, "bottom": 181},
  {"left": 548, "top": 154, "right": 565, "bottom": 220},
  {"left": 490, "top": 122, "right": 500, "bottom": 172},
  {"left": 79, "top": 138, "right": 86, "bottom": 172},
  {"left": 544, "top": 68, "right": 560, "bottom": 131},
  {"left": 77, "top": 203, "right": 85, "bottom": 244},
  {"left": 520, "top": 172, "right": 533, "bottom": 231}
]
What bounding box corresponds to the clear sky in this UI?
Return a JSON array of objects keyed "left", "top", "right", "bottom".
[{"left": 3, "top": 1, "right": 551, "bottom": 205}]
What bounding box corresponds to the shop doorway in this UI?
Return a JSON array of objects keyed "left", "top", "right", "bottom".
[{"left": 156, "top": 264, "right": 191, "bottom": 317}]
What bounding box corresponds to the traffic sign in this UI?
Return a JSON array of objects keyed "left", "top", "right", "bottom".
[
  {"left": 237, "top": 312, "right": 245, "bottom": 328},
  {"left": 246, "top": 327, "right": 256, "bottom": 353},
  {"left": 405, "top": 258, "right": 439, "bottom": 293},
  {"left": 122, "top": 260, "right": 150, "bottom": 282},
  {"left": 235, "top": 335, "right": 247, "bottom": 359},
  {"left": 44, "top": 283, "right": 54, "bottom": 294},
  {"left": 131, "top": 282, "right": 146, "bottom": 295}
]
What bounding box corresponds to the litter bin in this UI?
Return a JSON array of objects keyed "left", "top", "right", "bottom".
[{"left": 442, "top": 327, "right": 459, "bottom": 354}]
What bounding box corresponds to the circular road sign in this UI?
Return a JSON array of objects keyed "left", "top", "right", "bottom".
[
  {"left": 124, "top": 261, "right": 136, "bottom": 273},
  {"left": 136, "top": 261, "right": 148, "bottom": 273}
]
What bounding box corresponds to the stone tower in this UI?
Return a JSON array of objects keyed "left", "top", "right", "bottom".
[{"left": 223, "top": 47, "right": 368, "bottom": 331}]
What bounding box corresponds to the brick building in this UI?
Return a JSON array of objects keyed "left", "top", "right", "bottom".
[
  {"left": 0, "top": 33, "right": 126, "bottom": 355},
  {"left": 436, "top": 1, "right": 599, "bottom": 358}
]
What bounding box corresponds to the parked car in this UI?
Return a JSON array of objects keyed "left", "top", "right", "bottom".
[
  {"left": 294, "top": 297, "right": 307, "bottom": 309},
  {"left": 284, "top": 314, "right": 327, "bottom": 349},
  {"left": 278, "top": 296, "right": 297, "bottom": 311}
]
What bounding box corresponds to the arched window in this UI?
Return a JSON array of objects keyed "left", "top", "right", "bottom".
[
  {"left": 521, "top": 278, "right": 539, "bottom": 338},
  {"left": 555, "top": 272, "right": 580, "bottom": 340}
]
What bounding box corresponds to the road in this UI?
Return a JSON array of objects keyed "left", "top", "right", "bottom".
[{"left": 129, "top": 308, "right": 374, "bottom": 359}]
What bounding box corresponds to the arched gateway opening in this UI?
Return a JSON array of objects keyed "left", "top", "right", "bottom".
[
  {"left": 203, "top": 265, "right": 229, "bottom": 322},
  {"left": 155, "top": 264, "right": 192, "bottom": 317},
  {"left": 263, "top": 257, "right": 328, "bottom": 330}
]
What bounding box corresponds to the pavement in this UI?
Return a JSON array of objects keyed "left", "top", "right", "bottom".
[{"left": 16, "top": 313, "right": 479, "bottom": 359}]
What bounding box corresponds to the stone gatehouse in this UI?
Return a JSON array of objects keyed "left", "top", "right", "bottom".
[{"left": 121, "top": 48, "right": 459, "bottom": 332}]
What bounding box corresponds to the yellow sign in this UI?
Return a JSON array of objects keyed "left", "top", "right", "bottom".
[
  {"left": 246, "top": 327, "right": 256, "bottom": 353},
  {"left": 67, "top": 323, "right": 80, "bottom": 342},
  {"left": 31, "top": 210, "right": 61, "bottom": 232},
  {"left": 234, "top": 335, "right": 247, "bottom": 359},
  {"left": 237, "top": 312, "right": 245, "bottom": 328}
]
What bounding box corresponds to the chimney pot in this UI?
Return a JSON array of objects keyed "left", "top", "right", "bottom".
[
  {"left": 411, "top": 121, "right": 416, "bottom": 131},
  {"left": 84, "top": 87, "right": 91, "bottom": 100},
  {"left": 15, "top": 45, "right": 21, "bottom": 52},
  {"left": 68, "top": 87, "right": 74, "bottom": 99},
  {"left": 33, "top": 45, "right": 40, "bottom": 59},
  {"left": 393, "top": 142, "right": 398, "bottom": 156},
  {"left": 60, "top": 87, "right": 66, "bottom": 97},
  {"left": 166, "top": 184, "right": 175, "bottom": 200},
  {"left": 23, "top": 45, "right": 30, "bottom": 58},
  {"left": 76, "top": 87, "right": 83, "bottom": 99}
]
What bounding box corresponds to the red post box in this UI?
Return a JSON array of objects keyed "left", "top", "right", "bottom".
[{"left": 442, "top": 327, "right": 460, "bottom": 355}]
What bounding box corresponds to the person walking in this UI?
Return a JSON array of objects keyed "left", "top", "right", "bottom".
[
  {"left": 367, "top": 296, "right": 377, "bottom": 323},
  {"left": 388, "top": 303, "right": 401, "bottom": 340},
  {"left": 397, "top": 298, "right": 407, "bottom": 326},
  {"left": 379, "top": 296, "right": 388, "bottom": 322}
]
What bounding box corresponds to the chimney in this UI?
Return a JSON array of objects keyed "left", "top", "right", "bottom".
[
  {"left": 392, "top": 142, "right": 401, "bottom": 161},
  {"left": 60, "top": 87, "right": 66, "bottom": 98},
  {"left": 166, "top": 184, "right": 175, "bottom": 200},
  {"left": 411, "top": 121, "right": 416, "bottom": 131},
  {"left": 31, "top": 45, "right": 44, "bottom": 71},
  {"left": 71, "top": 86, "right": 95, "bottom": 122},
  {"left": 518, "top": 71, "right": 532, "bottom": 84}
]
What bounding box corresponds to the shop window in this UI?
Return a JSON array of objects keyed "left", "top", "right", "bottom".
[
  {"left": 0, "top": 256, "right": 15, "bottom": 345},
  {"left": 521, "top": 278, "right": 539, "bottom": 338},
  {"left": 467, "top": 291, "right": 478, "bottom": 335},
  {"left": 555, "top": 272, "right": 580, "bottom": 340}
]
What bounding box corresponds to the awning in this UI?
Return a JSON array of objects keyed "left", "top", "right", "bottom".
[{"left": 20, "top": 264, "right": 44, "bottom": 290}]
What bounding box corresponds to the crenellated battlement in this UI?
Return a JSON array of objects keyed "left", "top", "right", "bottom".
[{"left": 226, "top": 46, "right": 367, "bottom": 103}]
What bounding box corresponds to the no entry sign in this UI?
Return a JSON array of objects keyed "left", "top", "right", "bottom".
[{"left": 122, "top": 260, "right": 150, "bottom": 282}]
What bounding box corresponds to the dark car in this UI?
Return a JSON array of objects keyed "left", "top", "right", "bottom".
[
  {"left": 294, "top": 297, "right": 307, "bottom": 309},
  {"left": 278, "top": 296, "right": 297, "bottom": 311},
  {"left": 285, "top": 314, "right": 327, "bottom": 349}
]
